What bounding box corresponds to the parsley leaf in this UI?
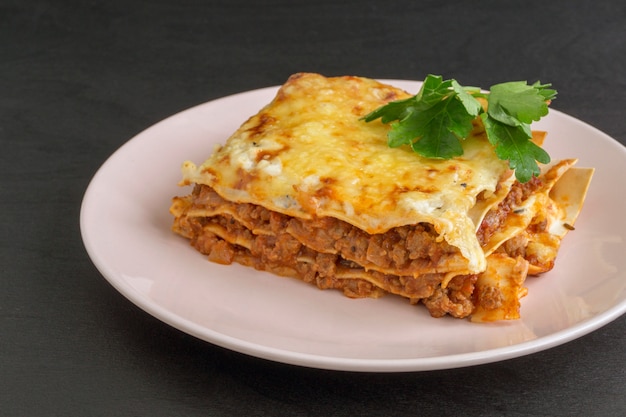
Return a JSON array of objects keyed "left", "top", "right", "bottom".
[
  {"left": 400, "top": 97, "right": 468, "bottom": 158},
  {"left": 481, "top": 114, "right": 551, "bottom": 183},
  {"left": 363, "top": 96, "right": 416, "bottom": 124},
  {"left": 362, "top": 75, "right": 556, "bottom": 183},
  {"left": 451, "top": 79, "right": 483, "bottom": 116},
  {"left": 488, "top": 81, "right": 554, "bottom": 126},
  {"left": 365, "top": 74, "right": 481, "bottom": 159}
]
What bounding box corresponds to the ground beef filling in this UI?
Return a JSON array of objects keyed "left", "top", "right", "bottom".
[
  {"left": 476, "top": 176, "right": 543, "bottom": 246},
  {"left": 475, "top": 176, "right": 556, "bottom": 273},
  {"left": 172, "top": 184, "right": 479, "bottom": 318},
  {"left": 188, "top": 184, "right": 462, "bottom": 277}
]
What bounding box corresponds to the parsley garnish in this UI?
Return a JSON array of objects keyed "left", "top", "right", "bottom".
[{"left": 362, "top": 75, "right": 557, "bottom": 183}]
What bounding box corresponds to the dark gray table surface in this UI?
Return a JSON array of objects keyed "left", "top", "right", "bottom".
[{"left": 2, "top": 1, "right": 625, "bottom": 415}]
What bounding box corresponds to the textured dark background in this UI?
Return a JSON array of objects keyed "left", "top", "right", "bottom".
[{"left": 2, "top": 1, "right": 625, "bottom": 415}]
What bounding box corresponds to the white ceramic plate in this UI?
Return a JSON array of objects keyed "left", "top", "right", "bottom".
[{"left": 80, "top": 80, "right": 626, "bottom": 372}]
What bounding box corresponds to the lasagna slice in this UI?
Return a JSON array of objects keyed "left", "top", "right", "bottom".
[{"left": 170, "top": 73, "right": 593, "bottom": 322}]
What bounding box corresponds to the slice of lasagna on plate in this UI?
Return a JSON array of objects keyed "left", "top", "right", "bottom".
[{"left": 170, "top": 73, "right": 593, "bottom": 322}]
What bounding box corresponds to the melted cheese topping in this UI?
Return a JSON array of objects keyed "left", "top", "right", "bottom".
[{"left": 181, "top": 73, "right": 513, "bottom": 273}]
